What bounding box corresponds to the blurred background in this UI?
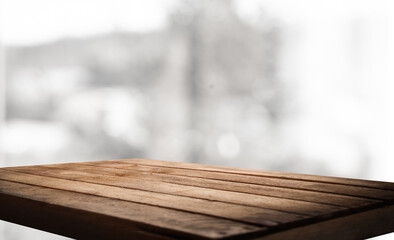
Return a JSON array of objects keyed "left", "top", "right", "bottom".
[{"left": 0, "top": 0, "right": 392, "bottom": 239}]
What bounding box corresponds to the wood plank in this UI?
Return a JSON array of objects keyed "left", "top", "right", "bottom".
[
  {"left": 116, "top": 159, "right": 394, "bottom": 191},
  {"left": 0, "top": 193, "right": 174, "bottom": 240},
  {"left": 0, "top": 169, "right": 307, "bottom": 227},
  {"left": 6, "top": 164, "right": 347, "bottom": 216},
  {"left": 81, "top": 161, "right": 394, "bottom": 201},
  {"left": 52, "top": 162, "right": 382, "bottom": 208},
  {"left": 255, "top": 204, "right": 394, "bottom": 240},
  {"left": 1, "top": 159, "right": 393, "bottom": 240},
  {"left": 0, "top": 180, "right": 265, "bottom": 240}
]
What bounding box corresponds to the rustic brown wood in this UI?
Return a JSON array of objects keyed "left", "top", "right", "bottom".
[
  {"left": 73, "top": 162, "right": 381, "bottom": 208},
  {"left": 7, "top": 164, "right": 347, "bottom": 216},
  {"left": 256, "top": 204, "right": 394, "bottom": 240},
  {"left": 0, "top": 169, "right": 306, "bottom": 226},
  {"left": 0, "top": 180, "right": 263, "bottom": 239},
  {"left": 0, "top": 158, "right": 393, "bottom": 240},
  {"left": 117, "top": 158, "right": 394, "bottom": 191},
  {"left": 81, "top": 160, "right": 394, "bottom": 201}
]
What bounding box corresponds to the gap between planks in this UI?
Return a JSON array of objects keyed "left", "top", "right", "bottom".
[
  {"left": 116, "top": 158, "right": 394, "bottom": 191},
  {"left": 2, "top": 159, "right": 393, "bottom": 239},
  {"left": 4, "top": 165, "right": 348, "bottom": 217},
  {"left": 254, "top": 204, "right": 394, "bottom": 240},
  {"left": 3, "top": 164, "right": 390, "bottom": 233},
  {"left": 0, "top": 169, "right": 309, "bottom": 228},
  {"left": 0, "top": 179, "right": 265, "bottom": 240},
  {"left": 12, "top": 162, "right": 383, "bottom": 209},
  {"left": 78, "top": 160, "right": 394, "bottom": 201}
]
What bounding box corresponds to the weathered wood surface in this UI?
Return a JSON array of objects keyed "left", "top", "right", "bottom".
[{"left": 0, "top": 158, "right": 393, "bottom": 240}]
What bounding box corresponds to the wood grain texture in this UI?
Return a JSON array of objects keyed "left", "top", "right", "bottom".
[
  {"left": 74, "top": 163, "right": 381, "bottom": 208},
  {"left": 0, "top": 158, "right": 393, "bottom": 240},
  {"left": 0, "top": 180, "right": 264, "bottom": 240},
  {"left": 82, "top": 160, "right": 394, "bottom": 201},
  {"left": 7, "top": 164, "right": 347, "bottom": 216},
  {"left": 118, "top": 158, "right": 394, "bottom": 191},
  {"left": 255, "top": 204, "right": 394, "bottom": 240},
  {"left": 0, "top": 169, "right": 306, "bottom": 226}
]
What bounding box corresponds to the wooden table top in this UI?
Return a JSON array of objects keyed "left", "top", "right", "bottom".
[{"left": 0, "top": 159, "right": 393, "bottom": 240}]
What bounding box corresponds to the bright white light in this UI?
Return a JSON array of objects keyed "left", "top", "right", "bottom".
[
  {"left": 1, "top": 0, "right": 177, "bottom": 46},
  {"left": 218, "top": 133, "right": 240, "bottom": 158},
  {"left": 234, "top": 0, "right": 389, "bottom": 25},
  {"left": 4, "top": 120, "right": 71, "bottom": 154}
]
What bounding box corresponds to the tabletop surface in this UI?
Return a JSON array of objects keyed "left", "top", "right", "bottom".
[{"left": 0, "top": 158, "right": 393, "bottom": 240}]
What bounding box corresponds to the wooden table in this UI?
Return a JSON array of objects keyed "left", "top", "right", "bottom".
[{"left": 0, "top": 159, "right": 393, "bottom": 240}]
